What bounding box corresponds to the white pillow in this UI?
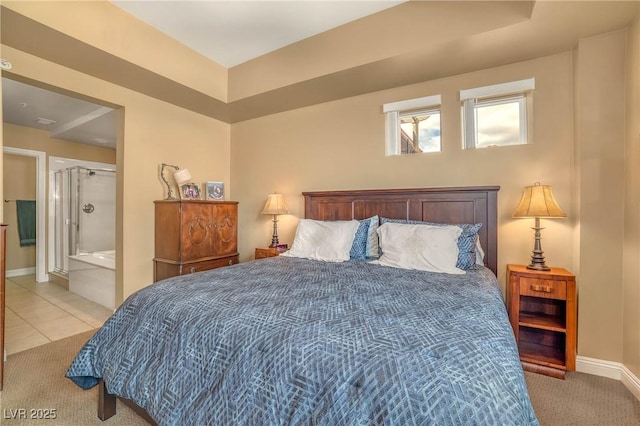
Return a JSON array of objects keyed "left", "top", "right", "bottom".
[
  {"left": 281, "top": 219, "right": 360, "bottom": 262},
  {"left": 372, "top": 222, "right": 465, "bottom": 274}
]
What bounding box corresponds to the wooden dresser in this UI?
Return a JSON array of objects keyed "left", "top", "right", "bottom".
[
  {"left": 154, "top": 200, "right": 239, "bottom": 282},
  {"left": 507, "top": 264, "right": 577, "bottom": 379}
]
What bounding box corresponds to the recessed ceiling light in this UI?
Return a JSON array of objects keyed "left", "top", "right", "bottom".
[
  {"left": 20, "top": 102, "right": 30, "bottom": 108},
  {"left": 36, "top": 117, "right": 57, "bottom": 125}
]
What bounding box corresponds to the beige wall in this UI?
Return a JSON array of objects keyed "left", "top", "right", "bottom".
[
  {"left": 623, "top": 14, "right": 640, "bottom": 379},
  {"left": 574, "top": 30, "right": 627, "bottom": 362},
  {"left": 0, "top": 45, "right": 231, "bottom": 302},
  {"left": 3, "top": 123, "right": 116, "bottom": 164},
  {"left": 2, "top": 153, "right": 36, "bottom": 270},
  {"left": 232, "top": 52, "right": 575, "bottom": 292}
]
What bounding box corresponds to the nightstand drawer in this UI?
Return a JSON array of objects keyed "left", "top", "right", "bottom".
[
  {"left": 255, "top": 247, "right": 288, "bottom": 259},
  {"left": 520, "top": 277, "right": 566, "bottom": 300}
]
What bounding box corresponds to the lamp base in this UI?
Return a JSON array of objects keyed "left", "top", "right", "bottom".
[
  {"left": 526, "top": 217, "right": 551, "bottom": 271},
  {"left": 526, "top": 248, "right": 550, "bottom": 271},
  {"left": 526, "top": 262, "right": 551, "bottom": 271},
  {"left": 269, "top": 215, "right": 279, "bottom": 248}
]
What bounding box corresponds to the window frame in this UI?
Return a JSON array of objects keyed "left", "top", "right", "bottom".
[
  {"left": 460, "top": 78, "right": 534, "bottom": 149},
  {"left": 383, "top": 94, "right": 442, "bottom": 156}
]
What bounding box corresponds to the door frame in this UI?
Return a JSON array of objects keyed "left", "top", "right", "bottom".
[{"left": 2, "top": 146, "right": 47, "bottom": 283}]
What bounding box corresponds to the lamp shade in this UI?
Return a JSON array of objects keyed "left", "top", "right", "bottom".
[
  {"left": 173, "top": 168, "right": 192, "bottom": 187},
  {"left": 261, "top": 193, "right": 289, "bottom": 215},
  {"left": 513, "top": 183, "right": 567, "bottom": 218}
]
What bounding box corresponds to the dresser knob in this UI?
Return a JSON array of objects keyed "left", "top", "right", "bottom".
[
  {"left": 228, "top": 259, "right": 234, "bottom": 265},
  {"left": 190, "top": 267, "right": 195, "bottom": 273}
]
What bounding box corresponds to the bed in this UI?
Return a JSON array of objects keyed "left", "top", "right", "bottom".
[{"left": 66, "top": 186, "right": 538, "bottom": 425}]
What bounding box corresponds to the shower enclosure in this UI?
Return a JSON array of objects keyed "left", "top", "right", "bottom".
[{"left": 52, "top": 166, "right": 115, "bottom": 275}]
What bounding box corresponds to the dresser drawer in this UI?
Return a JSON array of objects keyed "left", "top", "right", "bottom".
[
  {"left": 182, "top": 256, "right": 239, "bottom": 274},
  {"left": 519, "top": 277, "right": 566, "bottom": 300},
  {"left": 154, "top": 256, "right": 239, "bottom": 282}
]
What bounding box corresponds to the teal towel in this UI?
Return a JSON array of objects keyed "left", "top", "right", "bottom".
[{"left": 16, "top": 200, "right": 36, "bottom": 247}]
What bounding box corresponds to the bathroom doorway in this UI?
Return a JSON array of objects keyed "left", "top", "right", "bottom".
[
  {"left": 2, "top": 146, "right": 46, "bottom": 282},
  {"left": 2, "top": 76, "right": 118, "bottom": 359}
]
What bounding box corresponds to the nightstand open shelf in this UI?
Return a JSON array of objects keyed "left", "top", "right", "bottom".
[
  {"left": 519, "top": 312, "right": 566, "bottom": 331},
  {"left": 518, "top": 327, "right": 566, "bottom": 367},
  {"left": 519, "top": 296, "right": 566, "bottom": 331},
  {"left": 507, "top": 264, "right": 576, "bottom": 379}
]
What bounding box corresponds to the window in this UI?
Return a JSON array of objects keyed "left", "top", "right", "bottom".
[
  {"left": 383, "top": 95, "right": 441, "bottom": 155},
  {"left": 460, "top": 78, "right": 534, "bottom": 149},
  {"left": 399, "top": 109, "right": 441, "bottom": 154}
]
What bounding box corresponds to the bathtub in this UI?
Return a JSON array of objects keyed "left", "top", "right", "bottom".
[{"left": 68, "top": 250, "right": 115, "bottom": 310}]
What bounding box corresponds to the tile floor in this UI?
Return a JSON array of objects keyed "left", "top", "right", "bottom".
[{"left": 4, "top": 274, "right": 113, "bottom": 355}]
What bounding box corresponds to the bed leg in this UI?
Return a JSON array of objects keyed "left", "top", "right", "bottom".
[{"left": 98, "top": 379, "right": 116, "bottom": 421}]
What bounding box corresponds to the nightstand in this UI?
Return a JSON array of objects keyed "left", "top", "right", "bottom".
[
  {"left": 507, "top": 264, "right": 577, "bottom": 379},
  {"left": 255, "top": 247, "right": 288, "bottom": 260}
]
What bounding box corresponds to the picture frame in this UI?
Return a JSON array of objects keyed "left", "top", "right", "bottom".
[
  {"left": 204, "top": 182, "right": 224, "bottom": 201},
  {"left": 180, "top": 183, "right": 201, "bottom": 200}
]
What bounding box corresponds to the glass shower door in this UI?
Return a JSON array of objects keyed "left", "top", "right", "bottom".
[
  {"left": 53, "top": 169, "right": 73, "bottom": 274},
  {"left": 51, "top": 163, "right": 116, "bottom": 276}
]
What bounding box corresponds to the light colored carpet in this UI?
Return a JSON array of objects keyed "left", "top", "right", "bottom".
[
  {"left": 0, "top": 330, "right": 148, "bottom": 425},
  {"left": 1, "top": 330, "right": 640, "bottom": 425},
  {"left": 525, "top": 370, "right": 640, "bottom": 425}
]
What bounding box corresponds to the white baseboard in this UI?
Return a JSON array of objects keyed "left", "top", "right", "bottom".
[
  {"left": 621, "top": 364, "right": 640, "bottom": 401},
  {"left": 577, "top": 355, "right": 640, "bottom": 401},
  {"left": 6, "top": 267, "right": 36, "bottom": 278}
]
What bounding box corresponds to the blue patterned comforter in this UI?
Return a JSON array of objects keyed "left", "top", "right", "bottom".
[{"left": 66, "top": 256, "right": 538, "bottom": 426}]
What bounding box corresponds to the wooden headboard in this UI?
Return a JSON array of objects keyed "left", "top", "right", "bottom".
[{"left": 303, "top": 186, "right": 499, "bottom": 275}]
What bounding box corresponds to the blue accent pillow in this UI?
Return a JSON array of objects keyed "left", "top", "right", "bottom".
[
  {"left": 350, "top": 216, "right": 380, "bottom": 260},
  {"left": 365, "top": 215, "right": 380, "bottom": 258},
  {"left": 379, "top": 217, "right": 481, "bottom": 270}
]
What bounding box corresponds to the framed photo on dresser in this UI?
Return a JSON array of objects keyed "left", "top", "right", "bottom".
[
  {"left": 180, "top": 183, "right": 200, "bottom": 200},
  {"left": 204, "top": 182, "right": 224, "bottom": 200}
]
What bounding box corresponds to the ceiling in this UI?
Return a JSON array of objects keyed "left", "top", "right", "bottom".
[
  {"left": 2, "top": 1, "right": 403, "bottom": 148},
  {"left": 2, "top": 78, "right": 117, "bottom": 148},
  {"left": 111, "top": 1, "right": 406, "bottom": 69}
]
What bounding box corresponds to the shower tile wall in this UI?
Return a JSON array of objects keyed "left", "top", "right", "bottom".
[{"left": 77, "top": 170, "right": 115, "bottom": 253}]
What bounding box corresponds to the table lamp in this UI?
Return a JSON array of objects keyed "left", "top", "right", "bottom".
[
  {"left": 513, "top": 182, "right": 567, "bottom": 271},
  {"left": 173, "top": 169, "right": 192, "bottom": 187},
  {"left": 160, "top": 163, "right": 180, "bottom": 200},
  {"left": 261, "top": 193, "right": 289, "bottom": 248}
]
